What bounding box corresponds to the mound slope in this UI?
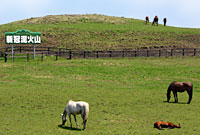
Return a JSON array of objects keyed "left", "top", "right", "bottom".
[{"left": 0, "top": 14, "right": 200, "bottom": 50}]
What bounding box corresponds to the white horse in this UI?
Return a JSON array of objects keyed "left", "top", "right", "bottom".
[{"left": 61, "top": 100, "right": 89, "bottom": 130}]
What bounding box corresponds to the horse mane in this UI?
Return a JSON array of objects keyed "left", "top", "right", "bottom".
[{"left": 167, "top": 82, "right": 172, "bottom": 101}]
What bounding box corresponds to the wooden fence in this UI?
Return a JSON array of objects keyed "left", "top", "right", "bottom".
[
  {"left": 1, "top": 46, "right": 200, "bottom": 62},
  {"left": 66, "top": 48, "right": 200, "bottom": 58}
]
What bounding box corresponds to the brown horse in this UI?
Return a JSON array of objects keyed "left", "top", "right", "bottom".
[
  {"left": 154, "top": 121, "right": 181, "bottom": 130},
  {"left": 145, "top": 16, "right": 149, "bottom": 24},
  {"left": 167, "top": 81, "right": 193, "bottom": 104},
  {"left": 152, "top": 16, "right": 159, "bottom": 26},
  {"left": 163, "top": 18, "right": 167, "bottom": 26}
]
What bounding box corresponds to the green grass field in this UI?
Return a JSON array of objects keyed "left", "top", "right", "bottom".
[{"left": 0, "top": 57, "right": 200, "bottom": 135}]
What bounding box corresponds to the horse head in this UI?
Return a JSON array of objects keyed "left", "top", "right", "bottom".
[{"left": 61, "top": 112, "right": 67, "bottom": 126}]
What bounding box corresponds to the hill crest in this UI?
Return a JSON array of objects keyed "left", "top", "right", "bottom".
[{"left": 1, "top": 14, "right": 200, "bottom": 50}]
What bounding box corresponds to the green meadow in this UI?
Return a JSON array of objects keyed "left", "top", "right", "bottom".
[{"left": 0, "top": 57, "right": 200, "bottom": 135}]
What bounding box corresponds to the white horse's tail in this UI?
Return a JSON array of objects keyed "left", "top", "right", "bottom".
[{"left": 84, "top": 103, "right": 89, "bottom": 121}]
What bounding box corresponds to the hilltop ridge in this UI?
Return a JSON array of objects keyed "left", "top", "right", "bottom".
[{"left": 0, "top": 14, "right": 200, "bottom": 50}]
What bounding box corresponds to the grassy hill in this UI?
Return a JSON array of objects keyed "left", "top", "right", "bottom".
[{"left": 1, "top": 14, "right": 200, "bottom": 50}]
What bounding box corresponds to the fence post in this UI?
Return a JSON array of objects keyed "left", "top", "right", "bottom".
[
  {"left": 159, "top": 50, "right": 161, "bottom": 57},
  {"left": 4, "top": 53, "right": 7, "bottom": 63},
  {"left": 109, "top": 51, "right": 112, "bottom": 58},
  {"left": 171, "top": 49, "right": 173, "bottom": 56},
  {"left": 27, "top": 53, "right": 29, "bottom": 62},
  {"left": 194, "top": 48, "right": 196, "bottom": 56},
  {"left": 47, "top": 47, "right": 50, "bottom": 54},
  {"left": 12, "top": 53, "right": 15, "bottom": 62},
  {"left": 20, "top": 46, "right": 22, "bottom": 53},
  {"left": 69, "top": 50, "right": 72, "bottom": 60},
  {"left": 182, "top": 49, "right": 185, "bottom": 56},
  {"left": 147, "top": 50, "right": 149, "bottom": 57},
  {"left": 122, "top": 51, "right": 125, "bottom": 57},
  {"left": 41, "top": 53, "right": 44, "bottom": 61},
  {"left": 11, "top": 44, "right": 14, "bottom": 62},
  {"left": 134, "top": 51, "right": 137, "bottom": 57},
  {"left": 5, "top": 47, "right": 8, "bottom": 53},
  {"left": 96, "top": 51, "right": 99, "bottom": 58},
  {"left": 59, "top": 49, "right": 61, "bottom": 57},
  {"left": 33, "top": 44, "right": 36, "bottom": 59},
  {"left": 56, "top": 52, "right": 58, "bottom": 61},
  {"left": 83, "top": 51, "right": 86, "bottom": 58}
]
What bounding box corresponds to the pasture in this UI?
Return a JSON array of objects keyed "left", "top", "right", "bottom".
[{"left": 0, "top": 57, "right": 200, "bottom": 135}]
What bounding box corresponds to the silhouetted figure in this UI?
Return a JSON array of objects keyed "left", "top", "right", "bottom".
[
  {"left": 163, "top": 18, "right": 167, "bottom": 26},
  {"left": 145, "top": 16, "right": 149, "bottom": 24},
  {"left": 152, "top": 16, "right": 159, "bottom": 26}
]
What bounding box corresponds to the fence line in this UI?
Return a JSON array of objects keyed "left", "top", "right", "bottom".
[
  {"left": 67, "top": 48, "right": 200, "bottom": 58},
  {"left": 1, "top": 46, "right": 200, "bottom": 62}
]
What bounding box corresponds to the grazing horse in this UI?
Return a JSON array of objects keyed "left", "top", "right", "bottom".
[
  {"left": 145, "top": 16, "right": 149, "bottom": 24},
  {"left": 167, "top": 81, "right": 193, "bottom": 104},
  {"left": 163, "top": 18, "right": 167, "bottom": 26},
  {"left": 152, "top": 16, "right": 159, "bottom": 26},
  {"left": 61, "top": 100, "right": 89, "bottom": 130},
  {"left": 154, "top": 121, "right": 181, "bottom": 130}
]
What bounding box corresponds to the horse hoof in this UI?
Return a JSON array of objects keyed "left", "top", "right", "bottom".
[{"left": 58, "top": 124, "right": 63, "bottom": 127}]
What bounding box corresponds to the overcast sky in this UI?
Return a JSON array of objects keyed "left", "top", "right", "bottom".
[{"left": 1, "top": 0, "right": 200, "bottom": 28}]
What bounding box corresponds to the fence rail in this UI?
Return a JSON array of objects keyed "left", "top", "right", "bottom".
[
  {"left": 1, "top": 46, "right": 200, "bottom": 62},
  {"left": 67, "top": 48, "right": 200, "bottom": 58}
]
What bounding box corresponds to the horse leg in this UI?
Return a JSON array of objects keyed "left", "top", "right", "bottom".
[
  {"left": 173, "top": 91, "right": 178, "bottom": 103},
  {"left": 81, "top": 111, "right": 87, "bottom": 130},
  {"left": 68, "top": 114, "right": 72, "bottom": 128},
  {"left": 73, "top": 114, "right": 79, "bottom": 128},
  {"left": 187, "top": 90, "right": 192, "bottom": 104},
  {"left": 175, "top": 92, "right": 178, "bottom": 103},
  {"left": 83, "top": 119, "right": 87, "bottom": 130}
]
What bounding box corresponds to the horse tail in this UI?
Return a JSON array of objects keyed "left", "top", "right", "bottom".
[
  {"left": 167, "top": 83, "right": 172, "bottom": 102},
  {"left": 188, "top": 84, "right": 193, "bottom": 104},
  {"left": 83, "top": 103, "right": 89, "bottom": 121}
]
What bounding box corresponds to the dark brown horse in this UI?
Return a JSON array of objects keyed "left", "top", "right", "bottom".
[
  {"left": 167, "top": 81, "right": 193, "bottom": 104},
  {"left": 163, "top": 18, "right": 167, "bottom": 26},
  {"left": 145, "top": 16, "right": 149, "bottom": 24},
  {"left": 152, "top": 16, "right": 159, "bottom": 26}
]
